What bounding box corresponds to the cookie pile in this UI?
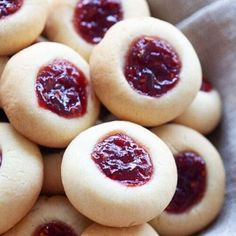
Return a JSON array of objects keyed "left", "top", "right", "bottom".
[{"left": 0, "top": 0, "right": 225, "bottom": 235}]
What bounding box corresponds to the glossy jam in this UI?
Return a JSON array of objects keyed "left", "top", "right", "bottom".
[
  {"left": 125, "top": 37, "right": 181, "bottom": 97},
  {"left": 34, "top": 221, "right": 77, "bottom": 236},
  {"left": 200, "top": 78, "right": 213, "bottom": 92},
  {"left": 35, "top": 59, "right": 87, "bottom": 118},
  {"left": 166, "top": 151, "right": 207, "bottom": 214},
  {"left": 92, "top": 133, "right": 153, "bottom": 186},
  {"left": 73, "top": 0, "right": 123, "bottom": 44},
  {"left": 0, "top": 0, "right": 23, "bottom": 19}
]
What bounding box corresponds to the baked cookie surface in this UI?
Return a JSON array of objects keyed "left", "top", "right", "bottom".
[
  {"left": 174, "top": 79, "right": 222, "bottom": 134},
  {"left": 62, "top": 121, "right": 177, "bottom": 227},
  {"left": 45, "top": 0, "right": 150, "bottom": 60},
  {"left": 0, "top": 122, "right": 43, "bottom": 234},
  {"left": 0, "top": 42, "right": 99, "bottom": 147},
  {"left": 81, "top": 223, "right": 159, "bottom": 236},
  {"left": 150, "top": 124, "right": 225, "bottom": 235},
  {"left": 0, "top": 0, "right": 48, "bottom": 56},
  {"left": 3, "top": 196, "right": 92, "bottom": 236}
]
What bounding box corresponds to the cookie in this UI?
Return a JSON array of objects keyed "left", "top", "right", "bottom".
[
  {"left": 62, "top": 121, "right": 177, "bottom": 227},
  {"left": 90, "top": 17, "right": 202, "bottom": 126},
  {"left": 0, "top": 123, "right": 43, "bottom": 234},
  {"left": 45, "top": 0, "right": 150, "bottom": 60},
  {"left": 0, "top": 42, "right": 100, "bottom": 147},
  {"left": 174, "top": 78, "right": 222, "bottom": 134},
  {"left": 3, "top": 196, "right": 92, "bottom": 236},
  {"left": 0, "top": 0, "right": 48, "bottom": 56},
  {"left": 42, "top": 150, "right": 64, "bottom": 195},
  {"left": 81, "top": 223, "right": 159, "bottom": 236},
  {"left": 150, "top": 124, "right": 225, "bottom": 236}
]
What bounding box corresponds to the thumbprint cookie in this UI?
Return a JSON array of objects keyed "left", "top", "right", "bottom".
[
  {"left": 62, "top": 121, "right": 177, "bottom": 227},
  {"left": 0, "top": 123, "right": 43, "bottom": 234},
  {"left": 3, "top": 196, "right": 92, "bottom": 236},
  {"left": 90, "top": 17, "right": 202, "bottom": 126},
  {"left": 0, "top": 0, "right": 48, "bottom": 56},
  {"left": 45, "top": 0, "right": 150, "bottom": 60},
  {"left": 174, "top": 78, "right": 222, "bottom": 134},
  {"left": 81, "top": 223, "right": 159, "bottom": 236},
  {"left": 150, "top": 124, "right": 225, "bottom": 236},
  {"left": 0, "top": 42, "right": 99, "bottom": 147}
]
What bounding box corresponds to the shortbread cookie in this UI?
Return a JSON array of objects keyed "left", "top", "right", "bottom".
[
  {"left": 81, "top": 223, "right": 159, "bottom": 236},
  {"left": 150, "top": 124, "right": 225, "bottom": 236},
  {"left": 0, "top": 42, "right": 99, "bottom": 147},
  {"left": 90, "top": 17, "right": 202, "bottom": 126},
  {"left": 3, "top": 196, "right": 91, "bottom": 236},
  {"left": 62, "top": 121, "right": 177, "bottom": 227},
  {"left": 45, "top": 0, "right": 150, "bottom": 60},
  {"left": 0, "top": 123, "right": 43, "bottom": 234},
  {"left": 42, "top": 150, "right": 64, "bottom": 195},
  {"left": 0, "top": 0, "right": 48, "bottom": 56},
  {"left": 174, "top": 78, "right": 222, "bottom": 134}
]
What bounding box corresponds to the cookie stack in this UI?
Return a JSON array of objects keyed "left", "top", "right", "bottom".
[{"left": 0, "top": 0, "right": 225, "bottom": 235}]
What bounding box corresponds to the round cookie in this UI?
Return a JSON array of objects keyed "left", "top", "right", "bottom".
[
  {"left": 150, "top": 124, "right": 225, "bottom": 236},
  {"left": 3, "top": 196, "right": 92, "bottom": 236},
  {"left": 0, "top": 42, "right": 100, "bottom": 147},
  {"left": 90, "top": 17, "right": 202, "bottom": 126},
  {"left": 174, "top": 78, "right": 222, "bottom": 134},
  {"left": 0, "top": 122, "right": 43, "bottom": 234},
  {"left": 62, "top": 121, "right": 177, "bottom": 227},
  {"left": 45, "top": 0, "right": 150, "bottom": 60},
  {"left": 0, "top": 0, "right": 48, "bottom": 56},
  {"left": 42, "top": 150, "right": 64, "bottom": 195},
  {"left": 81, "top": 223, "right": 159, "bottom": 236}
]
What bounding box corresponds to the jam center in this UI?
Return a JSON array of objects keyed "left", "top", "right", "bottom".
[
  {"left": 200, "top": 78, "right": 213, "bottom": 92},
  {"left": 34, "top": 221, "right": 77, "bottom": 236},
  {"left": 166, "top": 151, "right": 207, "bottom": 214},
  {"left": 125, "top": 37, "right": 181, "bottom": 97},
  {"left": 35, "top": 59, "right": 87, "bottom": 118},
  {"left": 73, "top": 0, "right": 123, "bottom": 44},
  {"left": 0, "top": 0, "right": 23, "bottom": 19},
  {"left": 92, "top": 133, "right": 153, "bottom": 186}
]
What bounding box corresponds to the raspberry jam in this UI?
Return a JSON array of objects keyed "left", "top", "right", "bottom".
[
  {"left": 35, "top": 59, "right": 87, "bottom": 118},
  {"left": 73, "top": 0, "right": 123, "bottom": 44},
  {"left": 200, "top": 78, "right": 213, "bottom": 92},
  {"left": 166, "top": 151, "right": 207, "bottom": 214},
  {"left": 0, "top": 0, "right": 23, "bottom": 19},
  {"left": 34, "top": 221, "right": 77, "bottom": 236},
  {"left": 125, "top": 37, "right": 181, "bottom": 97},
  {"left": 92, "top": 133, "right": 153, "bottom": 186}
]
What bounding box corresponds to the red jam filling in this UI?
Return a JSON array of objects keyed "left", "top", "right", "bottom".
[
  {"left": 73, "top": 0, "right": 123, "bottom": 44},
  {"left": 34, "top": 221, "right": 77, "bottom": 236},
  {"left": 200, "top": 78, "right": 213, "bottom": 92},
  {"left": 35, "top": 59, "right": 87, "bottom": 118},
  {"left": 92, "top": 133, "right": 153, "bottom": 186},
  {"left": 166, "top": 151, "right": 207, "bottom": 214},
  {"left": 125, "top": 37, "right": 181, "bottom": 97},
  {"left": 0, "top": 0, "right": 23, "bottom": 19}
]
